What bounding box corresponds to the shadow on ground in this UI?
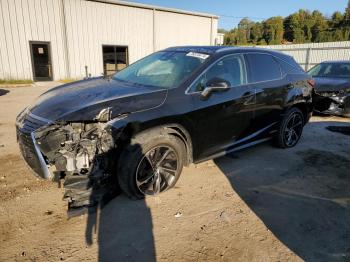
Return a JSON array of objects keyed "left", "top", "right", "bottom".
[
  {"left": 0, "top": 89, "right": 9, "bottom": 96},
  {"left": 85, "top": 196, "right": 155, "bottom": 262},
  {"left": 215, "top": 121, "right": 350, "bottom": 261},
  {"left": 83, "top": 143, "right": 156, "bottom": 262},
  {"left": 83, "top": 120, "right": 349, "bottom": 261}
]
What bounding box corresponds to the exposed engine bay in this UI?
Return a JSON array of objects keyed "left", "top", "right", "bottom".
[{"left": 34, "top": 122, "right": 118, "bottom": 208}]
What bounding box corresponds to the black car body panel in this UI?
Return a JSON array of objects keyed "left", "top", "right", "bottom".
[
  {"left": 16, "top": 46, "right": 313, "bottom": 205},
  {"left": 309, "top": 62, "right": 350, "bottom": 117},
  {"left": 28, "top": 77, "right": 168, "bottom": 121}
]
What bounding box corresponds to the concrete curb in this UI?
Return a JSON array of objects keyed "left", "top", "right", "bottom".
[{"left": 0, "top": 84, "right": 34, "bottom": 88}]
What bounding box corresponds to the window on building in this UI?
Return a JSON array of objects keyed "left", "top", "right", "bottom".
[
  {"left": 246, "top": 54, "right": 281, "bottom": 83},
  {"left": 102, "top": 45, "right": 128, "bottom": 76}
]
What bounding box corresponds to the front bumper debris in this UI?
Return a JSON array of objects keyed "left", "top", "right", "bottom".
[
  {"left": 313, "top": 91, "right": 350, "bottom": 117},
  {"left": 16, "top": 112, "right": 53, "bottom": 179},
  {"left": 16, "top": 110, "right": 119, "bottom": 208}
]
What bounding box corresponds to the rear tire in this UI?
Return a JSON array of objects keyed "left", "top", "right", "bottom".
[
  {"left": 118, "top": 129, "right": 186, "bottom": 199},
  {"left": 276, "top": 107, "right": 304, "bottom": 148}
]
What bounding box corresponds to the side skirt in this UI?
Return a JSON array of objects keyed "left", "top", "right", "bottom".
[{"left": 196, "top": 136, "right": 272, "bottom": 164}]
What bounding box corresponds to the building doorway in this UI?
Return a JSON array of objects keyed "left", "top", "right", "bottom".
[
  {"left": 30, "top": 41, "right": 53, "bottom": 81},
  {"left": 102, "top": 45, "right": 128, "bottom": 76}
]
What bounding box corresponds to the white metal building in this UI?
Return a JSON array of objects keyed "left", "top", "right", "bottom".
[{"left": 0, "top": 0, "right": 218, "bottom": 81}]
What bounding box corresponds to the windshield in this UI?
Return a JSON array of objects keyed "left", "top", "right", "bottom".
[
  {"left": 308, "top": 63, "right": 350, "bottom": 78},
  {"left": 113, "top": 51, "right": 209, "bottom": 89}
]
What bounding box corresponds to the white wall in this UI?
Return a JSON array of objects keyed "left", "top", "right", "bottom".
[
  {"left": 0, "top": 0, "right": 68, "bottom": 80},
  {"left": 0, "top": 0, "right": 218, "bottom": 80},
  {"left": 216, "top": 33, "right": 224, "bottom": 45},
  {"left": 154, "top": 10, "right": 217, "bottom": 50},
  {"left": 63, "top": 0, "right": 155, "bottom": 79},
  {"left": 260, "top": 41, "right": 350, "bottom": 70}
]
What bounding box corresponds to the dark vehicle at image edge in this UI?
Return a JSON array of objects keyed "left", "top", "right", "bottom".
[
  {"left": 308, "top": 61, "right": 350, "bottom": 117},
  {"left": 16, "top": 46, "right": 314, "bottom": 207}
]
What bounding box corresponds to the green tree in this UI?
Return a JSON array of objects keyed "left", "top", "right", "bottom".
[
  {"left": 222, "top": 1, "right": 350, "bottom": 45},
  {"left": 344, "top": 0, "right": 350, "bottom": 21},
  {"left": 311, "top": 11, "right": 329, "bottom": 42},
  {"left": 236, "top": 18, "right": 254, "bottom": 45},
  {"left": 250, "top": 22, "right": 263, "bottom": 44},
  {"left": 263, "top": 16, "right": 284, "bottom": 44},
  {"left": 217, "top": 28, "right": 227, "bottom": 34},
  {"left": 283, "top": 12, "right": 306, "bottom": 43},
  {"left": 343, "top": 0, "right": 350, "bottom": 40}
]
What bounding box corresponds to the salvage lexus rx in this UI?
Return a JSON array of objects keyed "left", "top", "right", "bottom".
[{"left": 16, "top": 46, "right": 313, "bottom": 207}]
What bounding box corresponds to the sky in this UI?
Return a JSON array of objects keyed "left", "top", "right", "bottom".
[{"left": 124, "top": 0, "right": 349, "bottom": 30}]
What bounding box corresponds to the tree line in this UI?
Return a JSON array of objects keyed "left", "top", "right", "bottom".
[{"left": 221, "top": 1, "right": 350, "bottom": 45}]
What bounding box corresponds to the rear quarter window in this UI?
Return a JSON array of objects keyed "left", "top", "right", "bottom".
[
  {"left": 246, "top": 53, "right": 282, "bottom": 83},
  {"left": 277, "top": 57, "right": 305, "bottom": 75}
]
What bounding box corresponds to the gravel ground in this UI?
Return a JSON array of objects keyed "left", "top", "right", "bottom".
[{"left": 0, "top": 83, "right": 349, "bottom": 261}]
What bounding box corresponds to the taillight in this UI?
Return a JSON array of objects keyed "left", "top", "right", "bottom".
[{"left": 307, "top": 79, "right": 315, "bottom": 88}]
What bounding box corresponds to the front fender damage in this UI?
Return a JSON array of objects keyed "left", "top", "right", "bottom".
[
  {"left": 35, "top": 119, "right": 121, "bottom": 208},
  {"left": 314, "top": 91, "right": 350, "bottom": 116}
]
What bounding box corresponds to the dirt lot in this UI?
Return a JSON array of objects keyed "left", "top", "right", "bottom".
[{"left": 0, "top": 84, "right": 349, "bottom": 261}]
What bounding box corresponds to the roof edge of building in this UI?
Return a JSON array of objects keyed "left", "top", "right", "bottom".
[{"left": 88, "top": 0, "right": 219, "bottom": 19}]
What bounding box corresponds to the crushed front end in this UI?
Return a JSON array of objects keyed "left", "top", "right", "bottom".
[
  {"left": 313, "top": 90, "right": 350, "bottom": 117},
  {"left": 16, "top": 110, "right": 120, "bottom": 208}
]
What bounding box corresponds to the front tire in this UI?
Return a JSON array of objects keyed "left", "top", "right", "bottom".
[
  {"left": 276, "top": 107, "right": 304, "bottom": 148},
  {"left": 118, "top": 129, "right": 186, "bottom": 199}
]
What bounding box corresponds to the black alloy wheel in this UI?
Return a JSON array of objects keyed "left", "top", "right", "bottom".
[
  {"left": 136, "top": 145, "right": 179, "bottom": 195},
  {"left": 276, "top": 107, "right": 304, "bottom": 148},
  {"left": 118, "top": 130, "right": 186, "bottom": 200},
  {"left": 284, "top": 112, "right": 304, "bottom": 147}
]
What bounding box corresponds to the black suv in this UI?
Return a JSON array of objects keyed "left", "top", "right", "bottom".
[{"left": 16, "top": 46, "right": 313, "bottom": 206}]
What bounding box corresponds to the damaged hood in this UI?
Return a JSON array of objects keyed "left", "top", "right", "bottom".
[
  {"left": 28, "top": 77, "right": 167, "bottom": 121},
  {"left": 314, "top": 77, "right": 350, "bottom": 92}
]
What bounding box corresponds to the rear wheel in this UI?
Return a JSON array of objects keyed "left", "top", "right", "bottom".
[
  {"left": 276, "top": 107, "right": 304, "bottom": 148},
  {"left": 118, "top": 130, "right": 186, "bottom": 199}
]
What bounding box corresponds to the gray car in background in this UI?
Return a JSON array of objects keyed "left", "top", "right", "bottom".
[{"left": 308, "top": 61, "right": 350, "bottom": 117}]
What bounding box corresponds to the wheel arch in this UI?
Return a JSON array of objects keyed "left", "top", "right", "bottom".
[
  {"left": 163, "top": 124, "right": 193, "bottom": 165},
  {"left": 116, "top": 122, "right": 194, "bottom": 166},
  {"left": 289, "top": 102, "right": 311, "bottom": 124}
]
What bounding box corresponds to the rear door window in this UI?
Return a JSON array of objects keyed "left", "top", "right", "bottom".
[{"left": 246, "top": 53, "right": 282, "bottom": 83}]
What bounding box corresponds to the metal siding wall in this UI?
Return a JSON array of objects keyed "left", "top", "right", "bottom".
[
  {"left": 1, "top": 0, "right": 20, "bottom": 79},
  {"left": 154, "top": 11, "right": 213, "bottom": 50},
  {"left": 0, "top": 0, "right": 10, "bottom": 79},
  {"left": 212, "top": 18, "right": 218, "bottom": 45},
  {"left": 64, "top": 0, "right": 154, "bottom": 78},
  {"left": 0, "top": 0, "right": 216, "bottom": 80},
  {"left": 9, "top": 1, "right": 24, "bottom": 79},
  {"left": 14, "top": 0, "right": 30, "bottom": 79},
  {"left": 0, "top": 0, "right": 67, "bottom": 80},
  {"left": 261, "top": 41, "right": 350, "bottom": 70},
  {"left": 51, "top": 0, "right": 65, "bottom": 80}
]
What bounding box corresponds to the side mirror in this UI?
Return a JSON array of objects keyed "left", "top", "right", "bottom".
[{"left": 200, "top": 79, "right": 230, "bottom": 99}]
